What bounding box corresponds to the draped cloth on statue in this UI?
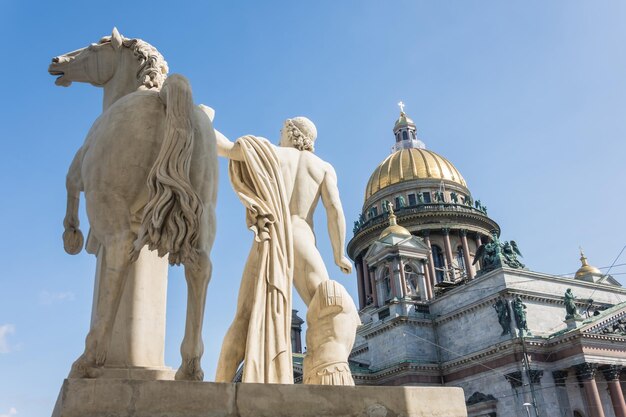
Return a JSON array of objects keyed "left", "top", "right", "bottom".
[{"left": 228, "top": 135, "right": 294, "bottom": 384}]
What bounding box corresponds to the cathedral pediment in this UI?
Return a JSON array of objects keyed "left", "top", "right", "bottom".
[
  {"left": 585, "top": 306, "right": 626, "bottom": 337},
  {"left": 364, "top": 234, "right": 430, "bottom": 263}
]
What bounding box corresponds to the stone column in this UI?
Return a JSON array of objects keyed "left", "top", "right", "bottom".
[
  {"left": 422, "top": 231, "right": 437, "bottom": 288},
  {"left": 505, "top": 371, "right": 530, "bottom": 416},
  {"left": 552, "top": 370, "right": 574, "bottom": 417},
  {"left": 602, "top": 366, "right": 626, "bottom": 417},
  {"left": 355, "top": 258, "right": 365, "bottom": 310},
  {"left": 442, "top": 228, "right": 456, "bottom": 281},
  {"left": 392, "top": 258, "right": 404, "bottom": 299},
  {"left": 362, "top": 258, "right": 371, "bottom": 305},
  {"left": 575, "top": 363, "right": 606, "bottom": 417},
  {"left": 415, "top": 262, "right": 428, "bottom": 301},
  {"left": 421, "top": 260, "right": 433, "bottom": 300},
  {"left": 460, "top": 229, "right": 475, "bottom": 279},
  {"left": 528, "top": 370, "right": 546, "bottom": 416},
  {"left": 398, "top": 259, "right": 409, "bottom": 298},
  {"left": 92, "top": 245, "right": 169, "bottom": 372},
  {"left": 474, "top": 234, "right": 483, "bottom": 270}
]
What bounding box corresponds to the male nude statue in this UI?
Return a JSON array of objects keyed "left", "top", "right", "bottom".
[{"left": 213, "top": 116, "right": 352, "bottom": 383}]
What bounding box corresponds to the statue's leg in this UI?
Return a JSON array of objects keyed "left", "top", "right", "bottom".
[
  {"left": 214, "top": 242, "right": 258, "bottom": 382},
  {"left": 292, "top": 219, "right": 330, "bottom": 306}
]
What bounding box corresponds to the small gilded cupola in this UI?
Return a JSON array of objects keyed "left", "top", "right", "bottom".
[
  {"left": 392, "top": 102, "right": 425, "bottom": 152},
  {"left": 574, "top": 249, "right": 622, "bottom": 286}
]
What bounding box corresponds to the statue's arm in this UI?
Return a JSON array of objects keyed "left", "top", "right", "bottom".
[
  {"left": 198, "top": 104, "right": 244, "bottom": 161},
  {"left": 215, "top": 129, "right": 244, "bottom": 161},
  {"left": 321, "top": 165, "right": 352, "bottom": 274}
]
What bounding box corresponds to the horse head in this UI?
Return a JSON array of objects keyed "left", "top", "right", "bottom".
[
  {"left": 49, "top": 28, "right": 168, "bottom": 98},
  {"left": 48, "top": 28, "right": 125, "bottom": 87}
]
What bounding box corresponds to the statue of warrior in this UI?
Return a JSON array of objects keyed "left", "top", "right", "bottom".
[
  {"left": 493, "top": 298, "right": 511, "bottom": 335},
  {"left": 512, "top": 295, "right": 528, "bottom": 331},
  {"left": 564, "top": 288, "right": 580, "bottom": 320}
]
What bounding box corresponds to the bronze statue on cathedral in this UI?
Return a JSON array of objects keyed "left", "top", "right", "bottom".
[{"left": 473, "top": 231, "right": 525, "bottom": 275}]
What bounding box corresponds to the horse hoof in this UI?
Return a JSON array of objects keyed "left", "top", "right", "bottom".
[
  {"left": 63, "top": 228, "right": 84, "bottom": 255},
  {"left": 175, "top": 362, "right": 204, "bottom": 381},
  {"left": 69, "top": 356, "right": 102, "bottom": 379}
]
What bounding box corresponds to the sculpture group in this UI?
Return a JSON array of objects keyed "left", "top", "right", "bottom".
[
  {"left": 48, "top": 29, "right": 358, "bottom": 385},
  {"left": 473, "top": 231, "right": 525, "bottom": 275}
]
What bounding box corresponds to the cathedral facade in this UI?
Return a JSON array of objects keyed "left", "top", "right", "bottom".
[{"left": 346, "top": 109, "right": 626, "bottom": 417}]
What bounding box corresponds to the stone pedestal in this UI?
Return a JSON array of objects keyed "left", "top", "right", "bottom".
[
  {"left": 564, "top": 317, "right": 584, "bottom": 331},
  {"left": 52, "top": 379, "right": 468, "bottom": 417},
  {"left": 91, "top": 245, "right": 169, "bottom": 368}
]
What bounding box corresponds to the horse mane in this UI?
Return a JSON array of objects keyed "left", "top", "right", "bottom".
[{"left": 99, "top": 36, "right": 169, "bottom": 89}]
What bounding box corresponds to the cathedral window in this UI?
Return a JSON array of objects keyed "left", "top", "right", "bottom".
[
  {"left": 382, "top": 266, "right": 392, "bottom": 301},
  {"left": 410, "top": 130, "right": 416, "bottom": 140},
  {"left": 456, "top": 246, "right": 466, "bottom": 275},
  {"left": 422, "top": 192, "right": 432, "bottom": 203},
  {"left": 404, "top": 264, "right": 418, "bottom": 296},
  {"left": 402, "top": 131, "right": 408, "bottom": 141},
  {"left": 408, "top": 193, "right": 416, "bottom": 206},
  {"left": 432, "top": 245, "right": 445, "bottom": 282}
]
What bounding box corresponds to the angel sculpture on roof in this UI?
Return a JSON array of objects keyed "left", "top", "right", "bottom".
[
  {"left": 502, "top": 241, "right": 525, "bottom": 269},
  {"left": 473, "top": 231, "right": 525, "bottom": 275}
]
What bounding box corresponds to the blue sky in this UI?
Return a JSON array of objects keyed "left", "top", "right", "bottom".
[{"left": 1, "top": 1, "right": 626, "bottom": 416}]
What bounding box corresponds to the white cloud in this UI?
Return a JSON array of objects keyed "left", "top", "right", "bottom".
[
  {"left": 39, "top": 290, "right": 75, "bottom": 305},
  {"left": 0, "top": 407, "right": 17, "bottom": 417},
  {"left": 0, "top": 324, "right": 15, "bottom": 354}
]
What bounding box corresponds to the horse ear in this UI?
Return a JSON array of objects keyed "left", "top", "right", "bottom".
[{"left": 111, "top": 27, "right": 123, "bottom": 49}]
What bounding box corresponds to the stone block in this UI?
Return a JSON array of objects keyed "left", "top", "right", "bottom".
[{"left": 52, "top": 379, "right": 468, "bottom": 417}]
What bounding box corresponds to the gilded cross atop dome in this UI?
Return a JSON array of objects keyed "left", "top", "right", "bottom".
[{"left": 398, "top": 101, "right": 406, "bottom": 114}]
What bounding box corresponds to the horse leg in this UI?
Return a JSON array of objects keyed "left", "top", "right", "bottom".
[
  {"left": 176, "top": 250, "right": 212, "bottom": 381},
  {"left": 175, "top": 198, "right": 216, "bottom": 381},
  {"left": 63, "top": 148, "right": 84, "bottom": 255},
  {"left": 69, "top": 230, "right": 134, "bottom": 378}
]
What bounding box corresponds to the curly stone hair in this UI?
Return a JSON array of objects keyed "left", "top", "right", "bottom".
[
  {"left": 284, "top": 117, "right": 317, "bottom": 152},
  {"left": 99, "top": 36, "right": 169, "bottom": 89}
]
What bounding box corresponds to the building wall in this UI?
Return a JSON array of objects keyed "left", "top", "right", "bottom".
[
  {"left": 363, "top": 320, "right": 437, "bottom": 370},
  {"left": 436, "top": 304, "right": 507, "bottom": 361}
]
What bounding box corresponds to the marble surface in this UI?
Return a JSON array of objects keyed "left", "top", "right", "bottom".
[{"left": 52, "top": 379, "right": 468, "bottom": 417}]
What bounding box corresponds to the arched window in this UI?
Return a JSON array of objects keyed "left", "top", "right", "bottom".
[
  {"left": 402, "top": 131, "right": 408, "bottom": 141},
  {"left": 382, "top": 266, "right": 391, "bottom": 301},
  {"left": 456, "top": 246, "right": 466, "bottom": 274},
  {"left": 395, "top": 133, "right": 400, "bottom": 143},
  {"left": 432, "top": 245, "right": 445, "bottom": 282},
  {"left": 410, "top": 130, "right": 416, "bottom": 140},
  {"left": 404, "top": 264, "right": 418, "bottom": 296}
]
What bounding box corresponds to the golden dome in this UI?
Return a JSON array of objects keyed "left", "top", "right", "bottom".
[
  {"left": 379, "top": 206, "right": 411, "bottom": 239},
  {"left": 365, "top": 148, "right": 468, "bottom": 201},
  {"left": 575, "top": 250, "right": 602, "bottom": 279},
  {"left": 395, "top": 112, "right": 415, "bottom": 127}
]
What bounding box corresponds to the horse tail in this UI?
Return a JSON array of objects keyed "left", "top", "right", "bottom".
[
  {"left": 135, "top": 74, "right": 202, "bottom": 266},
  {"left": 63, "top": 150, "right": 84, "bottom": 255}
]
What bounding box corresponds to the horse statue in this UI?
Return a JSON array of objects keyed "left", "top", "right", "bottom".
[{"left": 48, "top": 28, "right": 217, "bottom": 380}]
